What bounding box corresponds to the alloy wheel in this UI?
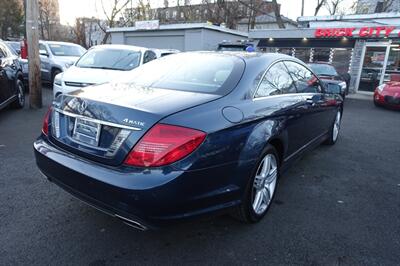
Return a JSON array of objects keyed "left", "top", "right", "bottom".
[
  {"left": 333, "top": 111, "right": 341, "bottom": 142},
  {"left": 252, "top": 153, "right": 278, "bottom": 215},
  {"left": 17, "top": 82, "right": 25, "bottom": 106}
]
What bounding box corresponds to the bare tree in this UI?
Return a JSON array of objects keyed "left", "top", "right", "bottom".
[
  {"left": 314, "top": 0, "right": 327, "bottom": 15},
  {"left": 38, "top": 0, "right": 59, "bottom": 40},
  {"left": 382, "top": 0, "right": 395, "bottom": 12},
  {"left": 96, "top": 0, "right": 131, "bottom": 44},
  {"left": 0, "top": 0, "right": 23, "bottom": 39},
  {"left": 235, "top": 0, "right": 284, "bottom": 30},
  {"left": 73, "top": 18, "right": 86, "bottom": 48},
  {"left": 272, "top": 0, "right": 285, "bottom": 28},
  {"left": 324, "top": 0, "right": 345, "bottom": 15}
]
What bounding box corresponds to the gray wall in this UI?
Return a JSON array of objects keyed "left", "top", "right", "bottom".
[
  {"left": 110, "top": 28, "right": 246, "bottom": 51},
  {"left": 123, "top": 30, "right": 185, "bottom": 50},
  {"left": 202, "top": 30, "right": 246, "bottom": 50}
]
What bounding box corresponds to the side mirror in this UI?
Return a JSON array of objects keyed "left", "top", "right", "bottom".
[
  {"left": 325, "top": 83, "right": 341, "bottom": 94},
  {"left": 39, "top": 50, "right": 48, "bottom": 57}
]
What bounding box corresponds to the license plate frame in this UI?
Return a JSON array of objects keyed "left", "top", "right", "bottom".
[{"left": 72, "top": 118, "right": 101, "bottom": 146}]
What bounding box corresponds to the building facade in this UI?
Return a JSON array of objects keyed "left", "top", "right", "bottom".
[
  {"left": 250, "top": 12, "right": 400, "bottom": 93},
  {"left": 124, "top": 0, "right": 281, "bottom": 32},
  {"left": 78, "top": 17, "right": 107, "bottom": 48},
  {"left": 108, "top": 23, "right": 248, "bottom": 51}
]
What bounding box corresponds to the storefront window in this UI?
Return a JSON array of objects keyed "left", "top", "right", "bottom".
[
  {"left": 276, "top": 48, "right": 293, "bottom": 56},
  {"left": 384, "top": 44, "right": 400, "bottom": 81},
  {"left": 359, "top": 46, "right": 387, "bottom": 92},
  {"left": 294, "top": 48, "right": 311, "bottom": 63},
  {"left": 331, "top": 48, "right": 352, "bottom": 75},
  {"left": 312, "top": 48, "right": 331, "bottom": 62}
]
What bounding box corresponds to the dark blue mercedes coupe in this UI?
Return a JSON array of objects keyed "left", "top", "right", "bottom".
[{"left": 34, "top": 52, "right": 343, "bottom": 230}]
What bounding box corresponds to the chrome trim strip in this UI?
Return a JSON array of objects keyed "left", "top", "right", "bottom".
[
  {"left": 54, "top": 108, "right": 142, "bottom": 131},
  {"left": 115, "top": 214, "right": 148, "bottom": 231},
  {"left": 0, "top": 95, "right": 17, "bottom": 109}
]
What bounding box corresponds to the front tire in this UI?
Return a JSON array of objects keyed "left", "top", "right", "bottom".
[
  {"left": 51, "top": 69, "right": 61, "bottom": 88},
  {"left": 324, "top": 109, "right": 341, "bottom": 145},
  {"left": 11, "top": 79, "right": 25, "bottom": 109},
  {"left": 232, "top": 145, "right": 279, "bottom": 223}
]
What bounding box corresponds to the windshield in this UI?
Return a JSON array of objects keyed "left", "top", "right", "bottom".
[
  {"left": 117, "top": 53, "right": 245, "bottom": 95},
  {"left": 309, "top": 63, "right": 338, "bottom": 76},
  {"left": 6, "top": 42, "right": 20, "bottom": 53},
  {"left": 48, "top": 43, "right": 85, "bottom": 57},
  {"left": 76, "top": 48, "right": 142, "bottom": 71}
]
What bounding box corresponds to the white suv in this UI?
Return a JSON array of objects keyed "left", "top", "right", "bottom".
[{"left": 53, "top": 45, "right": 158, "bottom": 98}]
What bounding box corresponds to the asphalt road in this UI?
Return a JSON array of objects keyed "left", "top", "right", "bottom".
[{"left": 0, "top": 89, "right": 399, "bottom": 265}]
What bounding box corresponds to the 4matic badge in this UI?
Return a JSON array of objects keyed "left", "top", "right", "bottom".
[{"left": 122, "top": 118, "right": 145, "bottom": 127}]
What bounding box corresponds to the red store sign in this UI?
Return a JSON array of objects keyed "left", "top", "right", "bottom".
[{"left": 315, "top": 26, "right": 398, "bottom": 38}]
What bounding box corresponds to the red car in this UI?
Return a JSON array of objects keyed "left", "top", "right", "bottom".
[{"left": 374, "top": 75, "right": 400, "bottom": 110}]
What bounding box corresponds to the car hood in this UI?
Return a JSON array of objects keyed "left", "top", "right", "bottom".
[
  {"left": 61, "top": 66, "right": 126, "bottom": 85},
  {"left": 318, "top": 75, "right": 343, "bottom": 82},
  {"left": 53, "top": 56, "right": 80, "bottom": 64},
  {"left": 384, "top": 82, "right": 400, "bottom": 93}
]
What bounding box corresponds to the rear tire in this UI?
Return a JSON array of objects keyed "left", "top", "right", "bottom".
[
  {"left": 11, "top": 79, "right": 25, "bottom": 109},
  {"left": 231, "top": 145, "right": 280, "bottom": 223},
  {"left": 324, "top": 109, "right": 341, "bottom": 145}
]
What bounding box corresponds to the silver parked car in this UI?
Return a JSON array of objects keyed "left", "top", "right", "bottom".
[{"left": 39, "top": 41, "right": 86, "bottom": 84}]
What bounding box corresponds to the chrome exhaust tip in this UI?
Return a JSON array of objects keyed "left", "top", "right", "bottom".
[{"left": 115, "top": 214, "right": 148, "bottom": 231}]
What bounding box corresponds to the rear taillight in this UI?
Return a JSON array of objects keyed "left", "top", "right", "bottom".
[
  {"left": 124, "top": 124, "right": 206, "bottom": 167},
  {"left": 42, "top": 107, "right": 52, "bottom": 136}
]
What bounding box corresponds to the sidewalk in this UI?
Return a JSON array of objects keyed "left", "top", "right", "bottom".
[{"left": 347, "top": 91, "right": 373, "bottom": 101}]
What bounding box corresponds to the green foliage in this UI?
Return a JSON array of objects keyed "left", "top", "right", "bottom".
[{"left": 0, "top": 0, "right": 24, "bottom": 39}]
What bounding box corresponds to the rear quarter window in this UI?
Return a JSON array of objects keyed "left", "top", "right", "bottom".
[{"left": 255, "top": 62, "right": 296, "bottom": 98}]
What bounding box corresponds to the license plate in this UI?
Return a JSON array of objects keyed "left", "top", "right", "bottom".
[{"left": 72, "top": 118, "right": 101, "bottom": 146}]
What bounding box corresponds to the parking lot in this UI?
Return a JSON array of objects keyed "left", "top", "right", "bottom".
[{"left": 0, "top": 89, "right": 399, "bottom": 265}]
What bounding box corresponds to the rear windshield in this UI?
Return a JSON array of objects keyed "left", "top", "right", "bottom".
[{"left": 119, "top": 53, "right": 245, "bottom": 95}]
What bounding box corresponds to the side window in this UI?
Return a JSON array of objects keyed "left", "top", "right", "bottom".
[
  {"left": 143, "top": 50, "right": 157, "bottom": 64},
  {"left": 39, "top": 43, "right": 48, "bottom": 55},
  {"left": 284, "top": 61, "right": 322, "bottom": 93},
  {"left": 255, "top": 62, "right": 296, "bottom": 98}
]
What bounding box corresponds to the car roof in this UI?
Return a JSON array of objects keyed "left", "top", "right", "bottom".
[
  {"left": 186, "top": 51, "right": 299, "bottom": 63},
  {"left": 89, "top": 44, "right": 150, "bottom": 52},
  {"left": 40, "top": 40, "right": 82, "bottom": 47}
]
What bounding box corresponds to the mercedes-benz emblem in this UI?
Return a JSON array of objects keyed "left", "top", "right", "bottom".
[{"left": 77, "top": 100, "right": 88, "bottom": 114}]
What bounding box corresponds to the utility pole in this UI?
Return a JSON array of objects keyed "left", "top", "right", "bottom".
[
  {"left": 26, "top": 0, "right": 42, "bottom": 109},
  {"left": 301, "top": 0, "right": 305, "bottom": 16}
]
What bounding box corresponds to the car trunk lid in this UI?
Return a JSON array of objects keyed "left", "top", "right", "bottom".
[{"left": 49, "top": 83, "right": 219, "bottom": 166}]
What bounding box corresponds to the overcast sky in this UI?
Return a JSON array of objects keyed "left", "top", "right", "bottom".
[{"left": 59, "top": 0, "right": 353, "bottom": 25}]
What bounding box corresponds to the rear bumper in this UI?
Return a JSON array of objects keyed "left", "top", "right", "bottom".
[{"left": 34, "top": 137, "right": 241, "bottom": 229}]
